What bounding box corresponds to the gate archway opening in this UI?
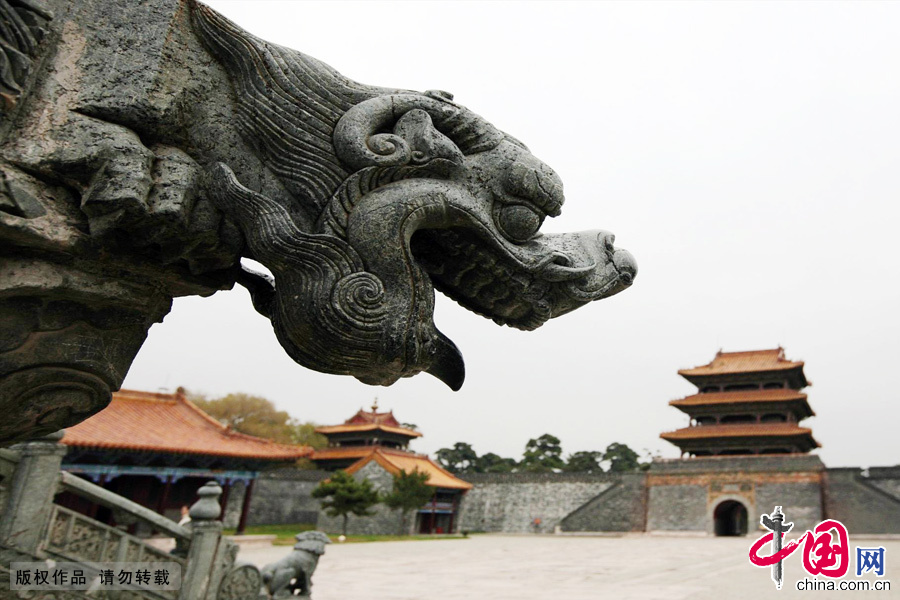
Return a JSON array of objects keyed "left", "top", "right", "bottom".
[{"left": 713, "top": 500, "right": 748, "bottom": 536}]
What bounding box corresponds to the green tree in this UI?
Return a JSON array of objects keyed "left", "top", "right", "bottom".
[
  {"left": 382, "top": 470, "right": 434, "bottom": 535},
  {"left": 311, "top": 470, "right": 380, "bottom": 536},
  {"left": 435, "top": 442, "right": 479, "bottom": 474},
  {"left": 520, "top": 434, "right": 565, "bottom": 472},
  {"left": 291, "top": 422, "right": 328, "bottom": 449},
  {"left": 476, "top": 453, "right": 518, "bottom": 473},
  {"left": 565, "top": 450, "right": 603, "bottom": 473},
  {"left": 290, "top": 422, "right": 329, "bottom": 469},
  {"left": 190, "top": 392, "right": 325, "bottom": 468},
  {"left": 603, "top": 442, "right": 644, "bottom": 472},
  {"left": 192, "top": 393, "right": 295, "bottom": 443}
]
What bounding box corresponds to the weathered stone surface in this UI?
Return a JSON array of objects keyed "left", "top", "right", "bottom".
[
  {"left": 232, "top": 461, "right": 900, "bottom": 536},
  {"left": 230, "top": 470, "right": 329, "bottom": 530},
  {"left": 1, "top": 0, "right": 636, "bottom": 445},
  {"left": 755, "top": 481, "right": 822, "bottom": 532},
  {"left": 558, "top": 473, "right": 647, "bottom": 532},
  {"left": 457, "top": 472, "right": 620, "bottom": 533},
  {"left": 824, "top": 467, "right": 900, "bottom": 534},
  {"left": 646, "top": 456, "right": 827, "bottom": 533},
  {"left": 260, "top": 531, "right": 330, "bottom": 599},
  {"left": 646, "top": 484, "right": 708, "bottom": 532}
]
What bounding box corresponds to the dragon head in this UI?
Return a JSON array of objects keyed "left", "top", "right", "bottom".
[{"left": 194, "top": 4, "right": 636, "bottom": 390}]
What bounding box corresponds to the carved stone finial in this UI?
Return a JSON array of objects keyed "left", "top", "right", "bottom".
[{"left": 189, "top": 481, "right": 223, "bottom": 521}]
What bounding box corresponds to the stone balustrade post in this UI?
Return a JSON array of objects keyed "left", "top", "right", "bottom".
[
  {"left": 179, "top": 481, "right": 226, "bottom": 600},
  {"left": 0, "top": 431, "right": 67, "bottom": 554}
]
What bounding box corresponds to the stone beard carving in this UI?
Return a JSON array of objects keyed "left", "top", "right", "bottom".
[{"left": 0, "top": 0, "right": 636, "bottom": 445}]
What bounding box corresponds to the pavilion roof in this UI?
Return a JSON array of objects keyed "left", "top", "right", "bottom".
[
  {"left": 315, "top": 402, "right": 421, "bottom": 438},
  {"left": 678, "top": 348, "right": 804, "bottom": 378},
  {"left": 314, "top": 423, "right": 422, "bottom": 438},
  {"left": 660, "top": 423, "right": 818, "bottom": 444},
  {"left": 343, "top": 447, "right": 473, "bottom": 491},
  {"left": 62, "top": 389, "right": 311, "bottom": 461}
]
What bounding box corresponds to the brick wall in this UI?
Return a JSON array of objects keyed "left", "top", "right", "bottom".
[
  {"left": 824, "top": 468, "right": 900, "bottom": 534},
  {"left": 227, "top": 469, "right": 328, "bottom": 528},
  {"left": 235, "top": 460, "right": 900, "bottom": 536},
  {"left": 457, "top": 472, "right": 623, "bottom": 533},
  {"left": 559, "top": 473, "right": 646, "bottom": 532},
  {"left": 647, "top": 484, "right": 708, "bottom": 531},
  {"left": 646, "top": 455, "right": 825, "bottom": 533}
]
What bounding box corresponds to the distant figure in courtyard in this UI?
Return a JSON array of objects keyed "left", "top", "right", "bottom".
[{"left": 178, "top": 505, "right": 191, "bottom": 526}]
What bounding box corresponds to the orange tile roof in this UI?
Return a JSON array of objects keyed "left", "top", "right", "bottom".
[
  {"left": 343, "top": 447, "right": 472, "bottom": 490},
  {"left": 315, "top": 402, "right": 421, "bottom": 438},
  {"left": 346, "top": 406, "right": 402, "bottom": 427},
  {"left": 678, "top": 348, "right": 804, "bottom": 377},
  {"left": 314, "top": 423, "right": 422, "bottom": 438},
  {"left": 62, "top": 389, "right": 311, "bottom": 461},
  {"left": 670, "top": 389, "right": 810, "bottom": 407},
  {"left": 310, "top": 446, "right": 384, "bottom": 461},
  {"left": 660, "top": 423, "right": 818, "bottom": 444}
]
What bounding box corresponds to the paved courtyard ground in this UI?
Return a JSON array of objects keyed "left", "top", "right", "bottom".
[{"left": 238, "top": 534, "right": 896, "bottom": 599}]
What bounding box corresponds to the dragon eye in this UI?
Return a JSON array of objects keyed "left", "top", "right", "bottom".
[{"left": 497, "top": 205, "right": 543, "bottom": 243}]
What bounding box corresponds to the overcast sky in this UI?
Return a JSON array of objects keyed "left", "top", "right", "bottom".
[{"left": 123, "top": 1, "right": 900, "bottom": 468}]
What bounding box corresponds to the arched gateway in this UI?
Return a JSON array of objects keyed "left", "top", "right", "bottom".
[{"left": 713, "top": 500, "right": 749, "bottom": 536}]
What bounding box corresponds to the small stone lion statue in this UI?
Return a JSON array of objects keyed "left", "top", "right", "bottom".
[{"left": 261, "top": 531, "right": 331, "bottom": 598}]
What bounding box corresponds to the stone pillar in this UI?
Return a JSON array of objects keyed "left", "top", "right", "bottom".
[
  {"left": 0, "top": 431, "right": 67, "bottom": 554},
  {"left": 179, "top": 481, "right": 224, "bottom": 600}
]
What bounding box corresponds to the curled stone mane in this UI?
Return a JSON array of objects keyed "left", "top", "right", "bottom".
[
  {"left": 0, "top": 0, "right": 635, "bottom": 445},
  {"left": 192, "top": 5, "right": 384, "bottom": 213}
]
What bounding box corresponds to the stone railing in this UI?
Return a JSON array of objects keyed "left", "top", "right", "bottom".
[{"left": 0, "top": 435, "right": 263, "bottom": 600}]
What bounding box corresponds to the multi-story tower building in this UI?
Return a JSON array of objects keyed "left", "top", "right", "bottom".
[{"left": 661, "top": 348, "right": 819, "bottom": 457}]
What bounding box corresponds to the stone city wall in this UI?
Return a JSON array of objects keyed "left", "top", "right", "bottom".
[
  {"left": 866, "top": 465, "right": 900, "bottom": 499},
  {"left": 823, "top": 467, "right": 900, "bottom": 534},
  {"left": 646, "top": 455, "right": 826, "bottom": 533},
  {"left": 457, "top": 472, "right": 630, "bottom": 533},
  {"left": 227, "top": 460, "right": 900, "bottom": 536},
  {"left": 558, "top": 473, "right": 647, "bottom": 532},
  {"left": 224, "top": 469, "right": 329, "bottom": 529}
]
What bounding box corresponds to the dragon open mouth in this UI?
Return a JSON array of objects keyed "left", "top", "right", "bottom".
[{"left": 411, "top": 227, "right": 637, "bottom": 332}]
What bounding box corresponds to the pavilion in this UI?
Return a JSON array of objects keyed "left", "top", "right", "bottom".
[
  {"left": 59, "top": 388, "right": 309, "bottom": 534},
  {"left": 312, "top": 402, "right": 472, "bottom": 534}
]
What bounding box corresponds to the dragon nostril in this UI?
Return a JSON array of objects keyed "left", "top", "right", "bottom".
[{"left": 551, "top": 253, "right": 571, "bottom": 267}]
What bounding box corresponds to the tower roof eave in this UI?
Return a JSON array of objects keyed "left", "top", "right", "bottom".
[
  {"left": 668, "top": 390, "right": 815, "bottom": 419},
  {"left": 678, "top": 348, "right": 808, "bottom": 388},
  {"left": 660, "top": 423, "right": 817, "bottom": 441},
  {"left": 314, "top": 423, "right": 422, "bottom": 438}
]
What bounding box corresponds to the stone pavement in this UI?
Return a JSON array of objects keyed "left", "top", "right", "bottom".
[{"left": 237, "top": 534, "right": 897, "bottom": 599}]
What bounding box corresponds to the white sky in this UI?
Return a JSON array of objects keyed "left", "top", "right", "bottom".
[{"left": 124, "top": 1, "right": 900, "bottom": 468}]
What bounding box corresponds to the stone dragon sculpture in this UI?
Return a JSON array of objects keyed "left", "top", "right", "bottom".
[{"left": 0, "top": 0, "right": 636, "bottom": 445}]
